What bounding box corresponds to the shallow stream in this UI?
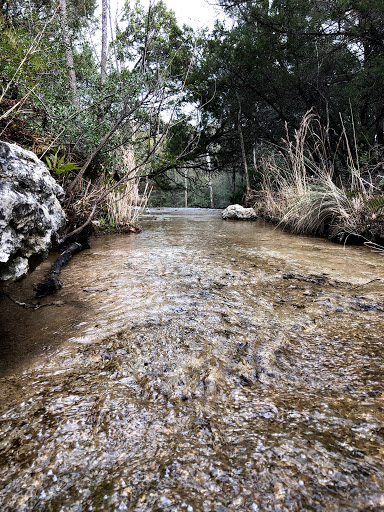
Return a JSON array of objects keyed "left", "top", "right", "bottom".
[{"left": 1, "top": 208, "right": 384, "bottom": 511}]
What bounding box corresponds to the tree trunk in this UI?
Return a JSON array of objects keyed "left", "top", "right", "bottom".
[
  {"left": 253, "top": 145, "right": 257, "bottom": 171},
  {"left": 59, "top": 0, "right": 79, "bottom": 109},
  {"left": 108, "top": 0, "right": 121, "bottom": 79},
  {"left": 236, "top": 93, "right": 250, "bottom": 195},
  {"left": 208, "top": 173, "right": 214, "bottom": 208},
  {"left": 184, "top": 170, "right": 188, "bottom": 208},
  {"left": 101, "top": 0, "right": 108, "bottom": 83},
  {"left": 232, "top": 167, "right": 236, "bottom": 195},
  {"left": 206, "top": 154, "right": 214, "bottom": 208}
]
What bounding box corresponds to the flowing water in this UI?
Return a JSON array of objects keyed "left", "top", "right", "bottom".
[{"left": 1, "top": 208, "right": 384, "bottom": 511}]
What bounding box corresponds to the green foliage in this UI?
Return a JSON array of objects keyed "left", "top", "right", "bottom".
[
  {"left": 116, "top": 0, "right": 194, "bottom": 78},
  {"left": 2, "top": 0, "right": 383, "bottom": 213},
  {"left": 0, "top": 16, "right": 47, "bottom": 89},
  {"left": 181, "top": 0, "right": 384, "bottom": 190},
  {"left": 45, "top": 152, "right": 81, "bottom": 176},
  {"left": 367, "top": 196, "right": 384, "bottom": 215}
]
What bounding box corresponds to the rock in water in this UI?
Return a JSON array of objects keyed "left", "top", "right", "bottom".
[
  {"left": 0, "top": 141, "right": 66, "bottom": 281},
  {"left": 222, "top": 204, "right": 258, "bottom": 220}
]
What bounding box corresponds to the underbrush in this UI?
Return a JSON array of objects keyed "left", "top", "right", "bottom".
[
  {"left": 253, "top": 111, "right": 384, "bottom": 245},
  {"left": 64, "top": 148, "right": 151, "bottom": 236}
]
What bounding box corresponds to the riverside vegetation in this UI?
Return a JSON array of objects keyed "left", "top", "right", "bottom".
[
  {"left": 252, "top": 111, "right": 384, "bottom": 248},
  {"left": 0, "top": 0, "right": 384, "bottom": 244}
]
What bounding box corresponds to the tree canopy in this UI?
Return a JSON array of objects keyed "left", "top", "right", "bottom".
[
  {"left": 1, "top": 0, "right": 384, "bottom": 214},
  {"left": 167, "top": 0, "right": 384, "bottom": 191}
]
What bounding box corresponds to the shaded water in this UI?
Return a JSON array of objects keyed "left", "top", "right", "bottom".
[{"left": 1, "top": 208, "right": 384, "bottom": 511}]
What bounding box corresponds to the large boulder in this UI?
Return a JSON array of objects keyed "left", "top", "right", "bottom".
[
  {"left": 0, "top": 141, "right": 66, "bottom": 281},
  {"left": 222, "top": 204, "right": 258, "bottom": 220}
]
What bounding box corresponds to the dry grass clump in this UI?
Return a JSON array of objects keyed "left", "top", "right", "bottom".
[
  {"left": 104, "top": 148, "right": 151, "bottom": 228},
  {"left": 253, "top": 110, "right": 381, "bottom": 241}
]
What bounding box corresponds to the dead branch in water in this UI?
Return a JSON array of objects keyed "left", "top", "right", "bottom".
[{"left": 33, "top": 239, "right": 87, "bottom": 298}]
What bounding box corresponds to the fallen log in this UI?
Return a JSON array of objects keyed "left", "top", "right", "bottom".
[{"left": 34, "top": 234, "right": 89, "bottom": 297}]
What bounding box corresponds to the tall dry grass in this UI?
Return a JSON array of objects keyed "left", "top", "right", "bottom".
[
  {"left": 103, "top": 147, "right": 151, "bottom": 228},
  {"left": 253, "top": 110, "right": 380, "bottom": 241}
]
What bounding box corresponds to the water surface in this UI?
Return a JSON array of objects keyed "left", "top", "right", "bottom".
[{"left": 1, "top": 208, "right": 384, "bottom": 511}]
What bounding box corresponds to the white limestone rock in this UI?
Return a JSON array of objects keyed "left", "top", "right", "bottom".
[
  {"left": 0, "top": 141, "right": 66, "bottom": 281},
  {"left": 222, "top": 204, "right": 258, "bottom": 220}
]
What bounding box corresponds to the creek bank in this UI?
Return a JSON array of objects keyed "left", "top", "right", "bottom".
[
  {"left": 0, "top": 140, "right": 91, "bottom": 297},
  {"left": 224, "top": 198, "right": 384, "bottom": 248},
  {"left": 0, "top": 141, "right": 142, "bottom": 295},
  {"left": 252, "top": 209, "right": 384, "bottom": 248},
  {"left": 91, "top": 220, "right": 141, "bottom": 235}
]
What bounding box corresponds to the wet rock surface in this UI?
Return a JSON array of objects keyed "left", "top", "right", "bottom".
[
  {"left": 222, "top": 204, "right": 258, "bottom": 220},
  {"left": 1, "top": 209, "right": 384, "bottom": 511},
  {"left": 0, "top": 141, "right": 65, "bottom": 281}
]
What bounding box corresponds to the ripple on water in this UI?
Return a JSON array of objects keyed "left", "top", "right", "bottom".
[{"left": 1, "top": 209, "right": 384, "bottom": 511}]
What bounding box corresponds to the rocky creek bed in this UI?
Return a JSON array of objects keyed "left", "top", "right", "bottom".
[{"left": 1, "top": 208, "right": 384, "bottom": 511}]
